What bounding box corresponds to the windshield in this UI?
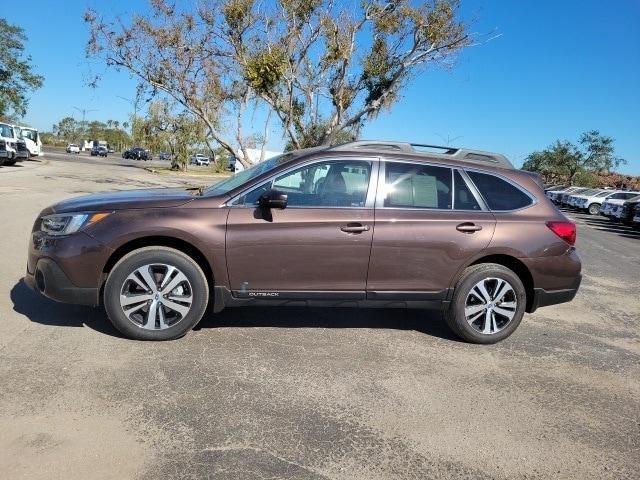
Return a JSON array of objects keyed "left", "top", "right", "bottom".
[
  {"left": 204, "top": 153, "right": 294, "bottom": 196},
  {"left": 0, "top": 123, "right": 13, "bottom": 138},
  {"left": 596, "top": 190, "right": 613, "bottom": 197}
]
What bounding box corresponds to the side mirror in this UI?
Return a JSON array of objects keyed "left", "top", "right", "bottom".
[{"left": 258, "top": 189, "right": 288, "bottom": 209}]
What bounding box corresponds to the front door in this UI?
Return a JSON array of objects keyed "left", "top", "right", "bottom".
[
  {"left": 226, "top": 158, "right": 378, "bottom": 298},
  {"left": 366, "top": 162, "right": 496, "bottom": 297}
]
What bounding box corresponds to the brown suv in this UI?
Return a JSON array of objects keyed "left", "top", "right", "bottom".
[{"left": 25, "top": 141, "right": 581, "bottom": 343}]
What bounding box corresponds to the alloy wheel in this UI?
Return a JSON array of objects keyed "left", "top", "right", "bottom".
[
  {"left": 119, "top": 263, "right": 193, "bottom": 330},
  {"left": 464, "top": 277, "right": 517, "bottom": 335}
]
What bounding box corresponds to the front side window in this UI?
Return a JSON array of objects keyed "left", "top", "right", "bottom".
[
  {"left": 21, "top": 129, "right": 37, "bottom": 142},
  {"left": 237, "top": 160, "right": 372, "bottom": 208},
  {"left": 383, "top": 162, "right": 452, "bottom": 209},
  {"left": 467, "top": 171, "right": 533, "bottom": 211}
]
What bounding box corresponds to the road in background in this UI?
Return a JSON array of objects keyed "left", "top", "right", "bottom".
[
  {"left": 0, "top": 155, "right": 638, "bottom": 480},
  {"left": 44, "top": 148, "right": 180, "bottom": 169}
]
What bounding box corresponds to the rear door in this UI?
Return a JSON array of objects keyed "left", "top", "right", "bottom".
[
  {"left": 367, "top": 161, "right": 496, "bottom": 298},
  {"left": 225, "top": 157, "right": 378, "bottom": 298}
]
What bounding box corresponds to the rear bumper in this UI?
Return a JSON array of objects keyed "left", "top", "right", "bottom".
[
  {"left": 24, "top": 258, "right": 100, "bottom": 306},
  {"left": 521, "top": 247, "right": 582, "bottom": 313},
  {"left": 528, "top": 274, "right": 581, "bottom": 313}
]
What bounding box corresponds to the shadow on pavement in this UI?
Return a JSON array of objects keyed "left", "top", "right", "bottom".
[
  {"left": 197, "top": 305, "right": 460, "bottom": 342},
  {"left": 11, "top": 278, "right": 460, "bottom": 342},
  {"left": 10, "top": 279, "right": 121, "bottom": 337}
]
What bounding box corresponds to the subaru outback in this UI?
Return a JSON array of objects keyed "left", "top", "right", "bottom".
[{"left": 25, "top": 141, "right": 582, "bottom": 343}]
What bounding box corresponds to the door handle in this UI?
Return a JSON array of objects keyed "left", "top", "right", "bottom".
[
  {"left": 456, "top": 222, "right": 483, "bottom": 233},
  {"left": 340, "top": 223, "right": 371, "bottom": 234}
]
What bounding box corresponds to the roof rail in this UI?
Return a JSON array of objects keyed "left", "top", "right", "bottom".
[{"left": 331, "top": 140, "right": 514, "bottom": 169}]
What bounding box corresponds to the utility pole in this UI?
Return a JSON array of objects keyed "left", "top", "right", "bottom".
[{"left": 73, "top": 106, "right": 98, "bottom": 149}]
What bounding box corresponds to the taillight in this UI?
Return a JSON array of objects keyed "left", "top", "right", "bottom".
[{"left": 546, "top": 221, "right": 576, "bottom": 246}]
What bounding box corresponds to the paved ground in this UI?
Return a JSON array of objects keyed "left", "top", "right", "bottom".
[{"left": 0, "top": 153, "right": 638, "bottom": 479}]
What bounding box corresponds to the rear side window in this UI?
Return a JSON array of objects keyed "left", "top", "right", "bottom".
[
  {"left": 454, "top": 171, "right": 481, "bottom": 210},
  {"left": 384, "top": 162, "right": 452, "bottom": 209},
  {"left": 467, "top": 171, "right": 533, "bottom": 211}
]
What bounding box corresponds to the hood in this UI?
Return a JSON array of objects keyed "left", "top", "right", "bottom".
[{"left": 52, "top": 188, "right": 197, "bottom": 213}]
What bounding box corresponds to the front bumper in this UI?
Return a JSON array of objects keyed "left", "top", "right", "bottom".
[
  {"left": 0, "top": 148, "right": 17, "bottom": 158},
  {"left": 26, "top": 230, "right": 112, "bottom": 306},
  {"left": 24, "top": 258, "right": 100, "bottom": 306}
]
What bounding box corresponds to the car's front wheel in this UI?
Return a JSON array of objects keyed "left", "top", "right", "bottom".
[
  {"left": 588, "top": 203, "right": 601, "bottom": 215},
  {"left": 104, "top": 247, "right": 209, "bottom": 340},
  {"left": 445, "top": 263, "right": 526, "bottom": 344}
]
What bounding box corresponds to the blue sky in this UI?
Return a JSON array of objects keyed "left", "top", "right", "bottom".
[{"left": 7, "top": 0, "right": 640, "bottom": 174}]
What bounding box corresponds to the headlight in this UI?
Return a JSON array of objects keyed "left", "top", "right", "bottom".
[{"left": 41, "top": 212, "right": 111, "bottom": 236}]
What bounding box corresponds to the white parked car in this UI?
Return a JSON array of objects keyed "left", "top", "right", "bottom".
[
  {"left": 66, "top": 144, "right": 80, "bottom": 154},
  {"left": 572, "top": 189, "right": 618, "bottom": 215},
  {"left": 190, "top": 153, "right": 210, "bottom": 166},
  {"left": 600, "top": 191, "right": 640, "bottom": 217},
  {"left": 547, "top": 186, "right": 582, "bottom": 204},
  {"left": 566, "top": 188, "right": 601, "bottom": 208}
]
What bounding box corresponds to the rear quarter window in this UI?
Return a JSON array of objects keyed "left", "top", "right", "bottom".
[{"left": 466, "top": 171, "right": 533, "bottom": 211}]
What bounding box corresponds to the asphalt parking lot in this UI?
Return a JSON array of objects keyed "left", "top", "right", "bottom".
[{"left": 0, "top": 152, "right": 638, "bottom": 479}]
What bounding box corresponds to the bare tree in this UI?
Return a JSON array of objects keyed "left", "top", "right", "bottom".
[{"left": 86, "top": 0, "right": 470, "bottom": 167}]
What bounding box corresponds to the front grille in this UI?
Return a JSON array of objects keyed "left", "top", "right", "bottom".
[{"left": 17, "top": 142, "right": 27, "bottom": 152}]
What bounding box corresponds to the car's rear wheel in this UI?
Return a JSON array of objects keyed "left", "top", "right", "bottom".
[
  {"left": 445, "top": 263, "right": 526, "bottom": 344},
  {"left": 588, "top": 203, "right": 601, "bottom": 215},
  {"left": 104, "top": 247, "right": 209, "bottom": 340}
]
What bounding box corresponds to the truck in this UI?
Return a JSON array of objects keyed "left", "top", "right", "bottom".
[
  {"left": 228, "top": 148, "right": 282, "bottom": 173},
  {"left": 17, "top": 126, "right": 43, "bottom": 156}
]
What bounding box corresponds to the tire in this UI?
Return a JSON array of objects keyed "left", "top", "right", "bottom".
[
  {"left": 588, "top": 203, "right": 601, "bottom": 215},
  {"left": 4, "top": 159, "right": 16, "bottom": 166},
  {"left": 104, "top": 247, "right": 209, "bottom": 340},
  {"left": 444, "top": 263, "right": 526, "bottom": 344}
]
